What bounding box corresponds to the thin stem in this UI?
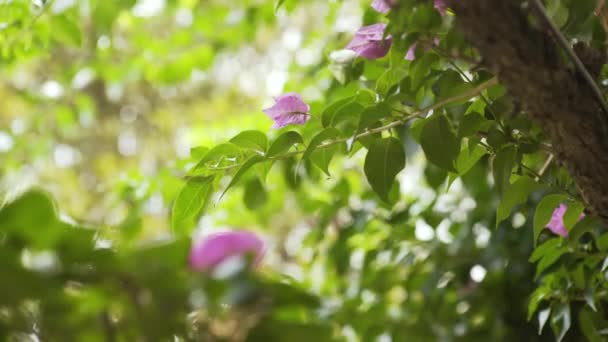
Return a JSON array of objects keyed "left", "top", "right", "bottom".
[
  {"left": 446, "top": 59, "right": 507, "bottom": 132},
  {"left": 538, "top": 153, "right": 555, "bottom": 178},
  {"left": 530, "top": 0, "right": 608, "bottom": 119},
  {"left": 195, "top": 77, "right": 498, "bottom": 174}
]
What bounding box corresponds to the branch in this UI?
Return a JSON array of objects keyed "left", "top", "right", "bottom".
[{"left": 192, "top": 77, "right": 498, "bottom": 175}]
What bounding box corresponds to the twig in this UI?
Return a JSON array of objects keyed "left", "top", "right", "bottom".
[
  {"left": 193, "top": 77, "right": 498, "bottom": 175},
  {"left": 537, "top": 153, "right": 554, "bottom": 179},
  {"left": 530, "top": 0, "right": 608, "bottom": 118}
]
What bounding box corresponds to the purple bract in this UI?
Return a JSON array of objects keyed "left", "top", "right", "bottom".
[
  {"left": 346, "top": 23, "right": 392, "bottom": 60},
  {"left": 263, "top": 93, "right": 311, "bottom": 129},
  {"left": 190, "top": 230, "right": 265, "bottom": 272}
]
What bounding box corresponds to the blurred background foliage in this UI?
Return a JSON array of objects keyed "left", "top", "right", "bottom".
[{"left": 0, "top": 0, "right": 606, "bottom": 341}]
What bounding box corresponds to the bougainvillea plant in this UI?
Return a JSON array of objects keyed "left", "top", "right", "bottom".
[{"left": 1, "top": 0, "right": 608, "bottom": 341}]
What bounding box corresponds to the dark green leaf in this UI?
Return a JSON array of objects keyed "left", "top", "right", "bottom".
[
  {"left": 420, "top": 114, "right": 460, "bottom": 172},
  {"left": 492, "top": 145, "right": 517, "bottom": 196},
  {"left": 496, "top": 176, "right": 542, "bottom": 226},
  {"left": 364, "top": 137, "right": 406, "bottom": 201}
]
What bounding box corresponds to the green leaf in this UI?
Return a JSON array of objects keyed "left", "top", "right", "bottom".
[
  {"left": 528, "top": 286, "right": 549, "bottom": 320},
  {"left": 538, "top": 307, "right": 551, "bottom": 335},
  {"left": 358, "top": 103, "right": 392, "bottom": 132},
  {"left": 191, "top": 143, "right": 241, "bottom": 172},
  {"left": 310, "top": 144, "right": 341, "bottom": 176},
  {"left": 551, "top": 303, "right": 571, "bottom": 342},
  {"left": 229, "top": 130, "right": 268, "bottom": 153},
  {"left": 0, "top": 190, "right": 62, "bottom": 248},
  {"left": 364, "top": 137, "right": 406, "bottom": 202},
  {"left": 51, "top": 15, "right": 82, "bottom": 46},
  {"left": 584, "top": 287, "right": 597, "bottom": 312},
  {"left": 563, "top": 200, "right": 584, "bottom": 231},
  {"left": 420, "top": 114, "right": 460, "bottom": 172},
  {"left": 321, "top": 97, "right": 354, "bottom": 127},
  {"left": 529, "top": 238, "right": 561, "bottom": 263},
  {"left": 410, "top": 52, "right": 439, "bottom": 90},
  {"left": 171, "top": 176, "right": 214, "bottom": 233},
  {"left": 243, "top": 178, "right": 268, "bottom": 210},
  {"left": 376, "top": 67, "right": 407, "bottom": 96},
  {"left": 190, "top": 146, "right": 209, "bottom": 160},
  {"left": 535, "top": 247, "right": 567, "bottom": 278},
  {"left": 267, "top": 131, "right": 303, "bottom": 158},
  {"left": 301, "top": 128, "right": 341, "bottom": 162},
  {"left": 496, "top": 176, "right": 542, "bottom": 226},
  {"left": 492, "top": 145, "right": 517, "bottom": 196},
  {"left": 458, "top": 112, "right": 490, "bottom": 138},
  {"left": 219, "top": 154, "right": 265, "bottom": 199},
  {"left": 456, "top": 143, "right": 486, "bottom": 175},
  {"left": 533, "top": 194, "right": 567, "bottom": 245},
  {"left": 435, "top": 70, "right": 473, "bottom": 105},
  {"left": 579, "top": 307, "right": 606, "bottom": 342}
]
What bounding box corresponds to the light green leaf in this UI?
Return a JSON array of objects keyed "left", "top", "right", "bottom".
[
  {"left": 51, "top": 14, "right": 82, "bottom": 46},
  {"left": 230, "top": 130, "right": 268, "bottom": 153},
  {"left": 171, "top": 176, "right": 214, "bottom": 233},
  {"left": 456, "top": 143, "right": 486, "bottom": 175},
  {"left": 301, "top": 128, "right": 342, "bottom": 163},
  {"left": 529, "top": 238, "right": 561, "bottom": 263},
  {"left": 364, "top": 137, "right": 406, "bottom": 201},
  {"left": 267, "top": 131, "right": 303, "bottom": 158},
  {"left": 219, "top": 154, "right": 265, "bottom": 199},
  {"left": 191, "top": 143, "right": 241, "bottom": 173},
  {"left": 310, "top": 144, "right": 341, "bottom": 176}
]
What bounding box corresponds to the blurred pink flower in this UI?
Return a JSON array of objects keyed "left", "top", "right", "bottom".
[
  {"left": 346, "top": 23, "right": 392, "bottom": 59},
  {"left": 371, "top": 0, "right": 396, "bottom": 13},
  {"left": 546, "top": 204, "right": 585, "bottom": 237},
  {"left": 190, "top": 230, "right": 265, "bottom": 272},
  {"left": 263, "top": 93, "right": 310, "bottom": 129},
  {"left": 405, "top": 42, "right": 418, "bottom": 61},
  {"left": 434, "top": 0, "right": 447, "bottom": 16},
  {"left": 372, "top": 0, "right": 447, "bottom": 16}
]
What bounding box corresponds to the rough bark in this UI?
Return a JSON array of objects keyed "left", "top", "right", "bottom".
[{"left": 446, "top": 0, "right": 608, "bottom": 223}]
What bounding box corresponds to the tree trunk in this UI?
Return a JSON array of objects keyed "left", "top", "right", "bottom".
[{"left": 447, "top": 0, "right": 608, "bottom": 223}]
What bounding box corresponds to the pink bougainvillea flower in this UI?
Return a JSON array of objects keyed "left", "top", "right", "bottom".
[
  {"left": 190, "top": 230, "right": 265, "bottom": 272},
  {"left": 263, "top": 92, "right": 311, "bottom": 129},
  {"left": 346, "top": 23, "right": 392, "bottom": 59},
  {"left": 434, "top": 0, "right": 447, "bottom": 16},
  {"left": 372, "top": 0, "right": 447, "bottom": 16},
  {"left": 405, "top": 42, "right": 418, "bottom": 61},
  {"left": 371, "top": 0, "right": 396, "bottom": 13},
  {"left": 545, "top": 204, "right": 585, "bottom": 238}
]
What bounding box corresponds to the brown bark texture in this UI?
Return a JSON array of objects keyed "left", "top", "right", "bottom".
[{"left": 446, "top": 0, "right": 608, "bottom": 223}]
